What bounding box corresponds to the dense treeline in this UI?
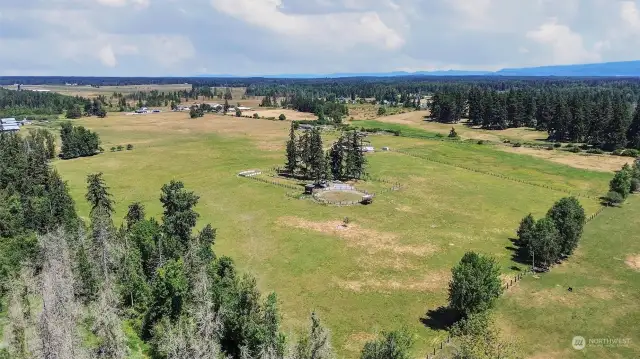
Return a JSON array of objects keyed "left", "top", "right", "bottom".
[
  {"left": 281, "top": 94, "right": 349, "bottom": 124},
  {"left": 60, "top": 122, "right": 101, "bottom": 159},
  {"left": 285, "top": 125, "right": 367, "bottom": 182},
  {"left": 0, "top": 88, "right": 91, "bottom": 117},
  {"left": 430, "top": 87, "right": 640, "bottom": 151}
]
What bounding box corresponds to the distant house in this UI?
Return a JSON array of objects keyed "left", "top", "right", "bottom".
[
  {"left": 1, "top": 118, "right": 20, "bottom": 133},
  {"left": 361, "top": 146, "right": 375, "bottom": 153},
  {"left": 135, "top": 107, "right": 150, "bottom": 114}
]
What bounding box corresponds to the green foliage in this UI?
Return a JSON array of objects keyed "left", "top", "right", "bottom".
[
  {"left": 60, "top": 122, "right": 101, "bottom": 159},
  {"left": 189, "top": 105, "right": 204, "bottom": 119},
  {"left": 569, "top": 146, "right": 582, "bottom": 153},
  {"left": 451, "top": 312, "right": 521, "bottom": 359},
  {"left": 516, "top": 214, "right": 535, "bottom": 247},
  {"left": 610, "top": 167, "right": 632, "bottom": 198},
  {"left": 448, "top": 252, "right": 503, "bottom": 317},
  {"left": 285, "top": 123, "right": 298, "bottom": 175},
  {"left": 117, "top": 145, "right": 124, "bottom": 151},
  {"left": 377, "top": 107, "right": 386, "bottom": 116},
  {"left": 160, "top": 180, "right": 200, "bottom": 255},
  {"left": 126, "top": 144, "right": 134, "bottom": 151},
  {"left": 528, "top": 217, "right": 561, "bottom": 269},
  {"left": 604, "top": 191, "right": 625, "bottom": 206},
  {"left": 111, "top": 147, "right": 116, "bottom": 152},
  {"left": 143, "top": 259, "right": 189, "bottom": 337},
  {"left": 546, "top": 197, "right": 585, "bottom": 256},
  {"left": 279, "top": 114, "right": 287, "bottom": 121},
  {"left": 125, "top": 202, "right": 145, "bottom": 230},
  {"left": 86, "top": 172, "right": 115, "bottom": 216},
  {"left": 360, "top": 329, "right": 413, "bottom": 359},
  {"left": 631, "top": 178, "right": 640, "bottom": 193}
]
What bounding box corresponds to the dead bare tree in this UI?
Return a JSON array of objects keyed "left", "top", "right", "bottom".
[
  {"left": 36, "top": 229, "right": 87, "bottom": 359},
  {"left": 5, "top": 267, "right": 37, "bottom": 359},
  {"left": 91, "top": 280, "right": 128, "bottom": 359}
]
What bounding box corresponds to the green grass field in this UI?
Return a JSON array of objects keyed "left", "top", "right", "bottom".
[{"left": 51, "top": 112, "right": 638, "bottom": 358}]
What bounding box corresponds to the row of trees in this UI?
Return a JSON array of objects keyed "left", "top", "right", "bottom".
[
  {"left": 60, "top": 122, "right": 101, "bottom": 159},
  {"left": 605, "top": 161, "right": 640, "bottom": 205},
  {"left": 280, "top": 94, "right": 349, "bottom": 125},
  {"left": 516, "top": 197, "right": 586, "bottom": 270},
  {"left": 285, "top": 125, "right": 367, "bottom": 182},
  {"left": 430, "top": 88, "right": 640, "bottom": 151},
  {"left": 0, "top": 88, "right": 93, "bottom": 117}
]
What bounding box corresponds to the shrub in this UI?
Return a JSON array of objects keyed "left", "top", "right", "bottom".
[
  {"left": 503, "top": 139, "right": 511, "bottom": 144},
  {"left": 612, "top": 149, "right": 624, "bottom": 156},
  {"left": 587, "top": 148, "right": 605, "bottom": 154},
  {"left": 604, "top": 191, "right": 624, "bottom": 206},
  {"left": 569, "top": 147, "right": 582, "bottom": 153},
  {"left": 253, "top": 113, "right": 259, "bottom": 119},
  {"left": 477, "top": 140, "right": 485, "bottom": 145},
  {"left": 117, "top": 145, "right": 124, "bottom": 151},
  {"left": 610, "top": 168, "right": 632, "bottom": 198},
  {"left": 377, "top": 107, "right": 386, "bottom": 116},
  {"left": 449, "top": 127, "right": 459, "bottom": 138},
  {"left": 623, "top": 149, "right": 640, "bottom": 157},
  {"left": 99, "top": 147, "right": 105, "bottom": 153},
  {"left": 553, "top": 143, "right": 562, "bottom": 148},
  {"left": 278, "top": 114, "right": 287, "bottom": 121},
  {"left": 565, "top": 143, "right": 575, "bottom": 148},
  {"left": 546, "top": 146, "right": 554, "bottom": 150},
  {"left": 631, "top": 178, "right": 640, "bottom": 193},
  {"left": 110, "top": 147, "right": 116, "bottom": 152},
  {"left": 126, "top": 144, "right": 134, "bottom": 151},
  {"left": 512, "top": 143, "right": 522, "bottom": 148}
]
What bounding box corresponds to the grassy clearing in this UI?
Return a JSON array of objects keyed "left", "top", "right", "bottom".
[
  {"left": 52, "top": 112, "right": 621, "bottom": 358},
  {"left": 496, "top": 197, "right": 640, "bottom": 359}
]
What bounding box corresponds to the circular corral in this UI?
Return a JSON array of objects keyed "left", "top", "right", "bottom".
[{"left": 315, "top": 190, "right": 365, "bottom": 203}]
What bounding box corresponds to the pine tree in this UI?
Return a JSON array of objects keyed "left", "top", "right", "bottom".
[
  {"left": 627, "top": 101, "right": 640, "bottom": 149},
  {"left": 125, "top": 202, "right": 145, "bottom": 230},
  {"left": 329, "top": 137, "right": 345, "bottom": 180},
  {"left": 285, "top": 123, "right": 298, "bottom": 175},
  {"left": 308, "top": 128, "right": 326, "bottom": 183},
  {"left": 603, "top": 95, "right": 630, "bottom": 151},
  {"left": 523, "top": 95, "right": 537, "bottom": 127}
]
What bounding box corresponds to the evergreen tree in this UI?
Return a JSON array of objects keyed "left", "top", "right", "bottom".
[
  {"left": 160, "top": 181, "right": 200, "bottom": 255},
  {"left": 603, "top": 96, "right": 630, "bottom": 151},
  {"left": 610, "top": 166, "right": 632, "bottom": 198},
  {"left": 86, "top": 172, "right": 115, "bottom": 217},
  {"left": 285, "top": 123, "right": 298, "bottom": 175},
  {"left": 627, "top": 101, "right": 640, "bottom": 149},
  {"left": 523, "top": 95, "right": 537, "bottom": 128},
  {"left": 125, "top": 202, "right": 145, "bottom": 230},
  {"left": 291, "top": 313, "right": 335, "bottom": 359},
  {"left": 329, "top": 137, "right": 345, "bottom": 180},
  {"left": 308, "top": 128, "right": 326, "bottom": 183}
]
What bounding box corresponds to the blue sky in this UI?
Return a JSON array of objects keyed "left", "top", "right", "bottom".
[{"left": 1, "top": 0, "right": 640, "bottom": 76}]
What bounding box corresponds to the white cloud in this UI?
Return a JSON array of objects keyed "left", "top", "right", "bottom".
[
  {"left": 210, "top": 0, "right": 404, "bottom": 50},
  {"left": 0, "top": 0, "right": 639, "bottom": 75},
  {"left": 526, "top": 18, "right": 601, "bottom": 65},
  {"left": 98, "top": 45, "right": 118, "bottom": 67}
]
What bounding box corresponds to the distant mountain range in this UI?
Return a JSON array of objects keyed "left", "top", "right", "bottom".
[{"left": 197, "top": 60, "right": 640, "bottom": 78}]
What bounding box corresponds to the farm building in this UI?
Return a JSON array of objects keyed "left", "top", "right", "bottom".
[
  {"left": 361, "top": 146, "right": 375, "bottom": 153},
  {"left": 1, "top": 118, "right": 20, "bottom": 132},
  {"left": 237, "top": 106, "right": 252, "bottom": 111}
]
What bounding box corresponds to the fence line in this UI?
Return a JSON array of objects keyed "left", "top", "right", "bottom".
[
  {"left": 239, "top": 174, "right": 301, "bottom": 191},
  {"left": 394, "top": 149, "right": 595, "bottom": 200}
]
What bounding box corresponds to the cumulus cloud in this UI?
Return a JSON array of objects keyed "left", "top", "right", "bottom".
[
  {"left": 0, "top": 0, "right": 638, "bottom": 75},
  {"left": 526, "top": 18, "right": 601, "bottom": 65},
  {"left": 210, "top": 0, "right": 404, "bottom": 50}
]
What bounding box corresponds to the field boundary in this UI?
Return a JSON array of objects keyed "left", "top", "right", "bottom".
[{"left": 394, "top": 149, "right": 597, "bottom": 200}]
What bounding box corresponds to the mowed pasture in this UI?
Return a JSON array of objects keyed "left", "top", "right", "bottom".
[{"left": 52, "top": 111, "right": 636, "bottom": 358}]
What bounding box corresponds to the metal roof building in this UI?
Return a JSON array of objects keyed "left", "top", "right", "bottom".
[{"left": 0, "top": 118, "right": 20, "bottom": 132}]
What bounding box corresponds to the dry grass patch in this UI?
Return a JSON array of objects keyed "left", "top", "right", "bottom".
[
  {"left": 625, "top": 254, "right": 640, "bottom": 271},
  {"left": 343, "top": 332, "right": 378, "bottom": 352},
  {"left": 335, "top": 271, "right": 449, "bottom": 293},
  {"left": 499, "top": 146, "right": 633, "bottom": 172},
  {"left": 278, "top": 216, "right": 437, "bottom": 256},
  {"left": 246, "top": 109, "right": 317, "bottom": 121},
  {"left": 508, "top": 285, "right": 616, "bottom": 308}
]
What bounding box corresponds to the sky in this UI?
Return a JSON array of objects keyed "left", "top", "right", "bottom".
[{"left": 1, "top": 0, "right": 640, "bottom": 76}]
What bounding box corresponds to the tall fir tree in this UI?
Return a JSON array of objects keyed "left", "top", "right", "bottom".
[
  {"left": 627, "top": 100, "right": 640, "bottom": 149},
  {"left": 285, "top": 123, "right": 298, "bottom": 175}
]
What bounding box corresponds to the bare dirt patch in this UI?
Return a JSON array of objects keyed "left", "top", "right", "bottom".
[
  {"left": 244, "top": 109, "right": 317, "bottom": 121},
  {"left": 343, "top": 332, "right": 378, "bottom": 352},
  {"left": 625, "top": 254, "right": 640, "bottom": 271},
  {"left": 278, "top": 216, "right": 437, "bottom": 256},
  {"left": 335, "top": 271, "right": 449, "bottom": 293},
  {"left": 499, "top": 146, "right": 634, "bottom": 172}
]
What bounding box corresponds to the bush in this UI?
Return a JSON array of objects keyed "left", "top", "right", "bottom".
[
  {"left": 546, "top": 146, "right": 554, "bottom": 150},
  {"left": 278, "top": 114, "right": 286, "bottom": 121},
  {"left": 587, "top": 148, "right": 605, "bottom": 154},
  {"left": 449, "top": 252, "right": 503, "bottom": 317},
  {"left": 252, "top": 113, "right": 259, "bottom": 119},
  {"left": 604, "top": 191, "right": 625, "bottom": 206},
  {"left": 448, "top": 127, "right": 459, "bottom": 138},
  {"left": 569, "top": 147, "right": 582, "bottom": 153},
  {"left": 612, "top": 149, "right": 624, "bottom": 156},
  {"left": 565, "top": 143, "right": 575, "bottom": 148},
  {"left": 477, "top": 140, "right": 485, "bottom": 145},
  {"left": 126, "top": 144, "right": 134, "bottom": 151},
  {"left": 553, "top": 143, "right": 562, "bottom": 148},
  {"left": 117, "top": 145, "right": 124, "bottom": 151},
  {"left": 377, "top": 107, "right": 386, "bottom": 116},
  {"left": 503, "top": 139, "right": 511, "bottom": 144},
  {"left": 623, "top": 149, "right": 640, "bottom": 157},
  {"left": 631, "top": 178, "right": 640, "bottom": 193},
  {"left": 110, "top": 147, "right": 116, "bottom": 152},
  {"left": 512, "top": 142, "right": 522, "bottom": 148}
]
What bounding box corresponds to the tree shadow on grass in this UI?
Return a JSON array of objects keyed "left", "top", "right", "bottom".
[
  {"left": 506, "top": 238, "right": 530, "bottom": 266},
  {"left": 420, "top": 306, "right": 461, "bottom": 331}
]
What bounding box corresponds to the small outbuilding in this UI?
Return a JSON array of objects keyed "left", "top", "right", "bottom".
[
  {"left": 305, "top": 184, "right": 316, "bottom": 195},
  {"left": 361, "top": 195, "right": 373, "bottom": 205},
  {"left": 0, "top": 118, "right": 20, "bottom": 133}
]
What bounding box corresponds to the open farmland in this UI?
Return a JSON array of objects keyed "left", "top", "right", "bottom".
[{"left": 48, "top": 109, "right": 638, "bottom": 358}]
